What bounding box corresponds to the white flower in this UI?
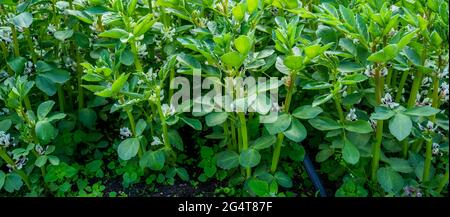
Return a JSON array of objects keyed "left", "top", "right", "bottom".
[
  {"left": 161, "top": 26, "right": 176, "bottom": 42},
  {"left": 369, "top": 119, "right": 377, "bottom": 130},
  {"left": 14, "top": 156, "right": 28, "bottom": 170},
  {"left": 419, "top": 121, "right": 437, "bottom": 132},
  {"left": 0, "top": 28, "right": 12, "bottom": 43},
  {"left": 346, "top": 108, "right": 358, "bottom": 121},
  {"left": 390, "top": 5, "right": 400, "bottom": 12},
  {"left": 151, "top": 136, "right": 163, "bottom": 146},
  {"left": 432, "top": 143, "right": 443, "bottom": 156},
  {"left": 161, "top": 104, "right": 175, "bottom": 117},
  {"left": 0, "top": 131, "right": 14, "bottom": 148},
  {"left": 364, "top": 65, "right": 375, "bottom": 77},
  {"left": 144, "top": 68, "right": 158, "bottom": 81},
  {"left": 353, "top": 38, "right": 359, "bottom": 44},
  {"left": 119, "top": 127, "right": 132, "bottom": 139},
  {"left": 381, "top": 93, "right": 399, "bottom": 109},
  {"left": 380, "top": 67, "right": 388, "bottom": 77},
  {"left": 388, "top": 28, "right": 398, "bottom": 36},
  {"left": 35, "top": 144, "right": 46, "bottom": 155},
  {"left": 0, "top": 108, "right": 9, "bottom": 116},
  {"left": 440, "top": 81, "right": 449, "bottom": 102},
  {"left": 47, "top": 24, "right": 57, "bottom": 35},
  {"left": 24, "top": 61, "right": 34, "bottom": 75}
]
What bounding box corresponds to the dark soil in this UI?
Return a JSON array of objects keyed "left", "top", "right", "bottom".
[{"left": 103, "top": 179, "right": 220, "bottom": 197}]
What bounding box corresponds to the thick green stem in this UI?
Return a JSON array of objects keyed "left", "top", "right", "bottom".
[
  {"left": 395, "top": 70, "right": 409, "bottom": 102},
  {"left": 57, "top": 85, "right": 65, "bottom": 112},
  {"left": 155, "top": 88, "right": 171, "bottom": 151},
  {"left": 130, "top": 42, "right": 143, "bottom": 72},
  {"left": 11, "top": 26, "right": 19, "bottom": 57},
  {"left": 371, "top": 68, "right": 384, "bottom": 181},
  {"left": 437, "top": 168, "right": 449, "bottom": 194},
  {"left": 238, "top": 112, "right": 251, "bottom": 178},
  {"left": 401, "top": 140, "right": 409, "bottom": 158},
  {"left": 270, "top": 73, "right": 296, "bottom": 173},
  {"left": 422, "top": 139, "right": 432, "bottom": 182},
  {"left": 407, "top": 70, "right": 423, "bottom": 108},
  {"left": 24, "top": 28, "right": 37, "bottom": 63}
]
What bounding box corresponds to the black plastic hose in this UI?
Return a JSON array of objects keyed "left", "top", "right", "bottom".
[{"left": 302, "top": 153, "right": 327, "bottom": 197}]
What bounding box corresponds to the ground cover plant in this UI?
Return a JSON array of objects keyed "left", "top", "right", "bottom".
[{"left": 0, "top": 0, "right": 448, "bottom": 197}]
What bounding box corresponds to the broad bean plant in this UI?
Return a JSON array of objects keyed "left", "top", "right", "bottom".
[{"left": 0, "top": 0, "right": 448, "bottom": 197}]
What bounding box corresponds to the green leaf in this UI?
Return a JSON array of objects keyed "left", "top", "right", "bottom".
[
  {"left": 312, "top": 93, "right": 333, "bottom": 107},
  {"left": 120, "top": 48, "right": 134, "bottom": 66},
  {"left": 12, "top": 12, "right": 33, "bottom": 29},
  {"left": 36, "top": 75, "right": 57, "bottom": 96},
  {"left": 216, "top": 150, "right": 239, "bottom": 170},
  {"left": 180, "top": 116, "right": 202, "bottom": 130},
  {"left": 247, "top": 0, "right": 259, "bottom": 13},
  {"left": 239, "top": 149, "right": 261, "bottom": 168},
  {"left": 338, "top": 62, "right": 363, "bottom": 73},
  {"left": 3, "top": 174, "right": 23, "bottom": 193},
  {"left": 371, "top": 106, "right": 395, "bottom": 120},
  {"left": 54, "top": 29, "right": 73, "bottom": 41},
  {"left": 140, "top": 150, "right": 165, "bottom": 170},
  {"left": 340, "top": 74, "right": 368, "bottom": 85},
  {"left": 234, "top": 35, "right": 252, "bottom": 54},
  {"left": 344, "top": 120, "right": 373, "bottom": 133},
  {"left": 205, "top": 112, "right": 228, "bottom": 127},
  {"left": 292, "top": 105, "right": 323, "bottom": 119},
  {"left": 403, "top": 106, "right": 440, "bottom": 116},
  {"left": 274, "top": 171, "right": 293, "bottom": 188},
  {"left": 248, "top": 179, "right": 269, "bottom": 196},
  {"left": 35, "top": 120, "right": 56, "bottom": 145},
  {"left": 78, "top": 108, "right": 97, "bottom": 129},
  {"left": 389, "top": 113, "right": 412, "bottom": 141},
  {"left": 37, "top": 100, "right": 55, "bottom": 120},
  {"left": 232, "top": 3, "right": 245, "bottom": 21},
  {"left": 117, "top": 138, "right": 140, "bottom": 161},
  {"left": 48, "top": 155, "right": 60, "bottom": 165},
  {"left": 316, "top": 149, "right": 334, "bottom": 162},
  {"left": 377, "top": 167, "right": 404, "bottom": 194},
  {"left": 342, "top": 137, "right": 360, "bottom": 165},
  {"left": 308, "top": 116, "right": 341, "bottom": 131},
  {"left": 0, "top": 119, "right": 12, "bottom": 132},
  {"left": 388, "top": 158, "right": 413, "bottom": 173},
  {"left": 133, "top": 14, "right": 156, "bottom": 36},
  {"left": 111, "top": 73, "right": 130, "bottom": 94},
  {"left": 99, "top": 28, "right": 129, "bottom": 39},
  {"left": 66, "top": 10, "right": 94, "bottom": 24},
  {"left": 35, "top": 155, "right": 48, "bottom": 167},
  {"left": 168, "top": 130, "right": 184, "bottom": 151},
  {"left": 252, "top": 135, "right": 276, "bottom": 150},
  {"left": 303, "top": 81, "right": 332, "bottom": 90},
  {"left": 264, "top": 113, "right": 292, "bottom": 134},
  {"left": 135, "top": 119, "right": 147, "bottom": 136},
  {"left": 221, "top": 51, "right": 245, "bottom": 67},
  {"left": 283, "top": 55, "right": 303, "bottom": 70},
  {"left": 397, "top": 30, "right": 418, "bottom": 50},
  {"left": 7, "top": 57, "right": 26, "bottom": 73},
  {"left": 177, "top": 53, "right": 201, "bottom": 69},
  {"left": 367, "top": 44, "right": 398, "bottom": 63},
  {"left": 283, "top": 118, "right": 307, "bottom": 142}
]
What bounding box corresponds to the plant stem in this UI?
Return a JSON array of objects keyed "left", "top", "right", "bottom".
[
  {"left": 238, "top": 112, "right": 251, "bottom": 178},
  {"left": 371, "top": 67, "right": 384, "bottom": 181},
  {"left": 437, "top": 168, "right": 449, "bottom": 194},
  {"left": 395, "top": 70, "right": 409, "bottom": 102},
  {"left": 422, "top": 139, "right": 432, "bottom": 182},
  {"left": 58, "top": 85, "right": 65, "bottom": 112},
  {"left": 270, "top": 72, "right": 296, "bottom": 173},
  {"left": 130, "top": 41, "right": 143, "bottom": 72},
  {"left": 24, "top": 28, "right": 37, "bottom": 63},
  {"left": 11, "top": 26, "right": 19, "bottom": 57},
  {"left": 406, "top": 70, "right": 423, "bottom": 108},
  {"left": 155, "top": 88, "right": 171, "bottom": 151}
]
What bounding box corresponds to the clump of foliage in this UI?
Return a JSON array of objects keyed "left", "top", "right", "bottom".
[{"left": 0, "top": 0, "right": 448, "bottom": 197}]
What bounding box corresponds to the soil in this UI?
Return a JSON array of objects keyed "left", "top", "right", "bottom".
[{"left": 103, "top": 179, "right": 220, "bottom": 197}]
